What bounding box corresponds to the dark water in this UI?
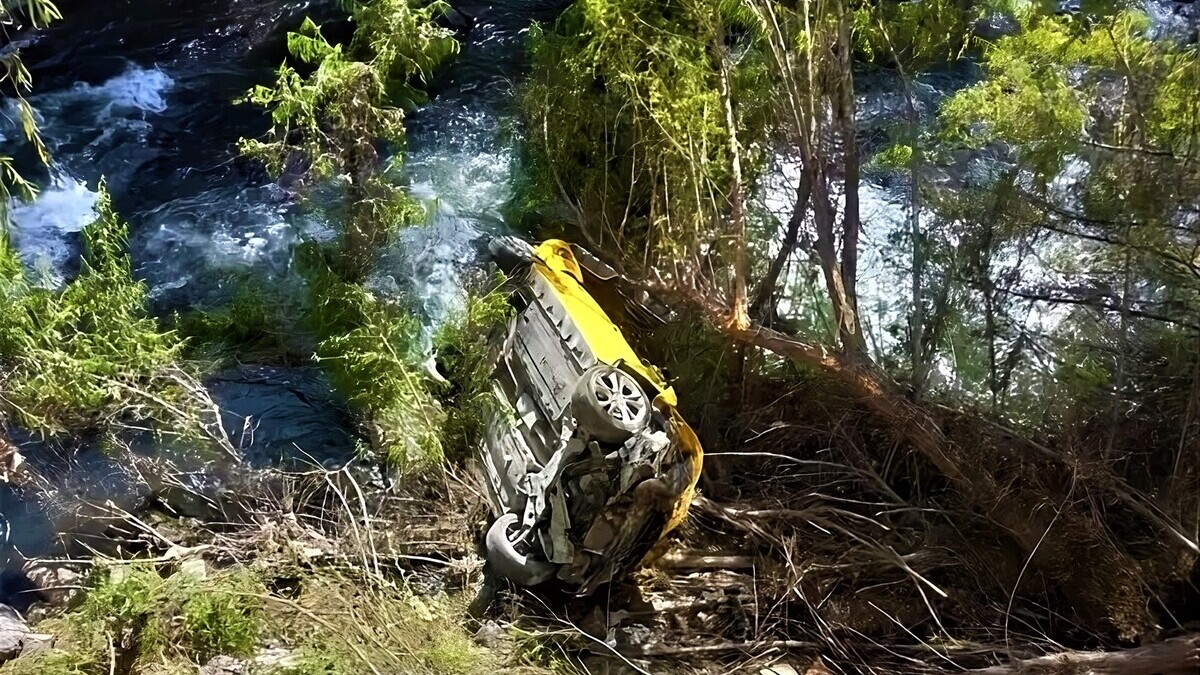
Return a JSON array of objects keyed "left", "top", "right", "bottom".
[{"left": 0, "top": 0, "right": 564, "bottom": 581}]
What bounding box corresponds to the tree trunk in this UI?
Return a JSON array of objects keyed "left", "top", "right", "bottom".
[
  {"left": 719, "top": 57, "right": 750, "bottom": 331},
  {"left": 905, "top": 79, "right": 927, "bottom": 398},
  {"left": 750, "top": 167, "right": 813, "bottom": 322},
  {"left": 812, "top": 180, "right": 867, "bottom": 356},
  {"left": 833, "top": 5, "right": 866, "bottom": 360}
]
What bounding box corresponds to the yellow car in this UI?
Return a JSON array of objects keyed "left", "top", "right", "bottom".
[{"left": 478, "top": 237, "right": 703, "bottom": 593}]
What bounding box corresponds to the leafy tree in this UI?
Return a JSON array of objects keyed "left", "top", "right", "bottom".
[
  {"left": 241, "top": 1, "right": 457, "bottom": 282},
  {"left": 240, "top": 0, "right": 459, "bottom": 470},
  {"left": 0, "top": 0, "right": 63, "bottom": 216}
]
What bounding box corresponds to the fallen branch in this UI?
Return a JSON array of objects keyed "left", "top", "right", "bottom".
[
  {"left": 967, "top": 634, "right": 1200, "bottom": 674},
  {"left": 630, "top": 274, "right": 1160, "bottom": 639},
  {"left": 616, "top": 639, "right": 818, "bottom": 657},
  {"left": 652, "top": 551, "right": 755, "bottom": 570}
]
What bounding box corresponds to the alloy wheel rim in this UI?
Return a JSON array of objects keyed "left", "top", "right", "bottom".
[{"left": 593, "top": 370, "right": 647, "bottom": 424}]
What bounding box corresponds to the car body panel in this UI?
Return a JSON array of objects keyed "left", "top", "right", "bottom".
[
  {"left": 478, "top": 237, "right": 702, "bottom": 593},
  {"left": 530, "top": 240, "right": 678, "bottom": 408}
]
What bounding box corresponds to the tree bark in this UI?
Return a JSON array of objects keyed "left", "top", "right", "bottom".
[
  {"left": 904, "top": 80, "right": 927, "bottom": 398},
  {"left": 812, "top": 180, "right": 867, "bottom": 356},
  {"left": 833, "top": 5, "right": 865, "bottom": 360}
]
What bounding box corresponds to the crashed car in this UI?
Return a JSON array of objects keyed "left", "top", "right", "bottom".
[{"left": 477, "top": 237, "right": 703, "bottom": 594}]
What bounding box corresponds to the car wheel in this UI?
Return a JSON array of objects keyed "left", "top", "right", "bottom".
[
  {"left": 573, "top": 366, "right": 650, "bottom": 443},
  {"left": 485, "top": 513, "right": 556, "bottom": 586},
  {"left": 487, "top": 235, "right": 536, "bottom": 275}
]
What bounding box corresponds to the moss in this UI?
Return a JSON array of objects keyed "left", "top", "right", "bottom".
[
  {"left": 177, "top": 570, "right": 263, "bottom": 661},
  {"left": 0, "top": 648, "right": 100, "bottom": 675}
]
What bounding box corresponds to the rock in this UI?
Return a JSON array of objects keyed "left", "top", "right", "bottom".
[
  {"left": 200, "top": 655, "right": 246, "bottom": 674},
  {"left": 1, "top": 439, "right": 31, "bottom": 488},
  {"left": 254, "top": 646, "right": 299, "bottom": 670},
  {"left": 440, "top": 7, "right": 473, "bottom": 33},
  {"left": 22, "top": 563, "right": 84, "bottom": 608},
  {"left": 473, "top": 620, "right": 508, "bottom": 650},
  {"left": 176, "top": 557, "right": 208, "bottom": 581},
  {"left": 973, "top": 13, "right": 1020, "bottom": 41},
  {"left": 0, "top": 604, "right": 52, "bottom": 665}
]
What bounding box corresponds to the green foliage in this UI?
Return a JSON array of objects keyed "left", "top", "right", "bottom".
[
  {"left": 238, "top": 0, "right": 460, "bottom": 470},
  {"left": 520, "top": 0, "right": 772, "bottom": 263},
  {"left": 0, "top": 187, "right": 196, "bottom": 435},
  {"left": 80, "top": 564, "right": 263, "bottom": 663},
  {"left": 871, "top": 143, "right": 914, "bottom": 171},
  {"left": 855, "top": 0, "right": 972, "bottom": 68},
  {"left": 7, "top": 563, "right": 264, "bottom": 675},
  {"left": 239, "top": 0, "right": 456, "bottom": 280},
  {"left": 941, "top": 10, "right": 1200, "bottom": 178},
  {"left": 0, "top": 0, "right": 61, "bottom": 218},
  {"left": 268, "top": 570, "right": 499, "bottom": 675},
  {"left": 344, "top": 0, "right": 459, "bottom": 106},
  {"left": 173, "top": 276, "right": 299, "bottom": 364},
  {"left": 433, "top": 278, "right": 513, "bottom": 456},
  {"left": 299, "top": 245, "right": 444, "bottom": 470},
  {"left": 923, "top": 5, "right": 1200, "bottom": 423},
  {"left": 179, "top": 573, "right": 262, "bottom": 661},
  {"left": 239, "top": 30, "right": 404, "bottom": 180}
]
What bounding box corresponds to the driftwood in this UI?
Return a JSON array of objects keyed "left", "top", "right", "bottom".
[{"left": 968, "top": 633, "right": 1200, "bottom": 674}]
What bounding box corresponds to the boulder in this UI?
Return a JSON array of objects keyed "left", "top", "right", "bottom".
[
  {"left": 440, "top": 7, "right": 474, "bottom": 33},
  {"left": 22, "top": 563, "right": 83, "bottom": 608},
  {"left": 200, "top": 655, "right": 246, "bottom": 674},
  {"left": 0, "top": 604, "right": 53, "bottom": 665}
]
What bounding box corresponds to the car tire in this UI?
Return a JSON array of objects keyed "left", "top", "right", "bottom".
[
  {"left": 485, "top": 513, "right": 556, "bottom": 586},
  {"left": 487, "top": 235, "right": 536, "bottom": 275},
  {"left": 572, "top": 365, "right": 651, "bottom": 444}
]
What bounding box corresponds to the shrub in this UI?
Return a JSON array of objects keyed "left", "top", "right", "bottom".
[
  {"left": 173, "top": 276, "right": 300, "bottom": 365},
  {"left": 301, "top": 244, "right": 445, "bottom": 471},
  {"left": 6, "top": 562, "right": 264, "bottom": 674},
  {"left": 433, "top": 279, "right": 513, "bottom": 457},
  {"left": 0, "top": 186, "right": 195, "bottom": 436}
]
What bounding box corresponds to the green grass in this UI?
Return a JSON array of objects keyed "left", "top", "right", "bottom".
[
  {"left": 265, "top": 569, "right": 503, "bottom": 675},
  {"left": 2, "top": 562, "right": 263, "bottom": 675},
  {"left": 173, "top": 275, "right": 302, "bottom": 365},
  {"left": 433, "top": 277, "right": 513, "bottom": 459},
  {"left": 297, "top": 242, "right": 446, "bottom": 471}
]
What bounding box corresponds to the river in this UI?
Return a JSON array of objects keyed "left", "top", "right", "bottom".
[{"left": 0, "top": 0, "right": 564, "bottom": 597}]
